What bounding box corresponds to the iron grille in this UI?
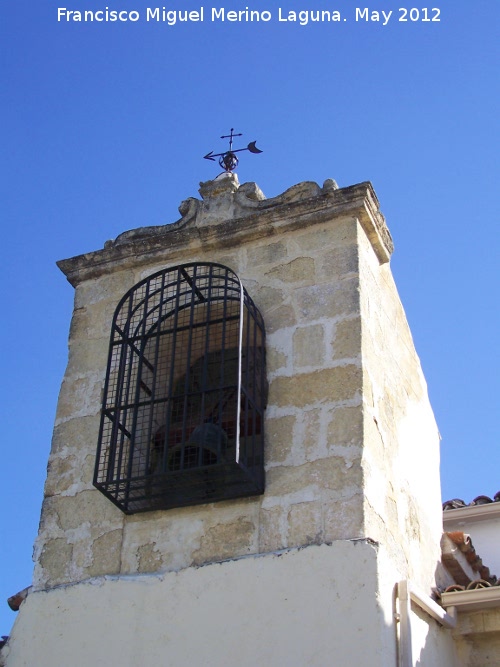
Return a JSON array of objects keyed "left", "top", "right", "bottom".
[{"left": 94, "top": 263, "right": 266, "bottom": 514}]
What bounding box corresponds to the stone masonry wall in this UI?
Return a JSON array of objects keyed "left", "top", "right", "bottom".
[
  {"left": 358, "top": 224, "right": 442, "bottom": 592},
  {"left": 35, "top": 208, "right": 367, "bottom": 588},
  {"left": 32, "top": 177, "right": 441, "bottom": 593}
]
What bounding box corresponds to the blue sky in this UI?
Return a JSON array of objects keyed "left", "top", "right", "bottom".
[{"left": 1, "top": 0, "right": 498, "bottom": 637}]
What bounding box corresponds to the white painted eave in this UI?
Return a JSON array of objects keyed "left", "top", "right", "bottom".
[{"left": 443, "top": 502, "right": 500, "bottom": 526}]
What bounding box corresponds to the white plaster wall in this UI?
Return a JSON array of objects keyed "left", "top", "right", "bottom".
[
  {"left": 6, "top": 542, "right": 387, "bottom": 667},
  {"left": 373, "top": 547, "right": 459, "bottom": 667},
  {"left": 4, "top": 541, "right": 459, "bottom": 667},
  {"left": 463, "top": 517, "right": 500, "bottom": 576},
  {"left": 406, "top": 605, "right": 459, "bottom": 667}
]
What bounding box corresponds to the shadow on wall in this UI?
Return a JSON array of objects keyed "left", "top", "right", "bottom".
[{"left": 412, "top": 605, "right": 458, "bottom": 667}]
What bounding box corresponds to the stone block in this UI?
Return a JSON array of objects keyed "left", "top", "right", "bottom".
[
  {"left": 292, "top": 217, "right": 358, "bottom": 253},
  {"left": 266, "top": 456, "right": 361, "bottom": 499},
  {"left": 327, "top": 406, "right": 363, "bottom": 448},
  {"left": 44, "top": 452, "right": 89, "bottom": 497},
  {"left": 264, "top": 304, "right": 297, "bottom": 333},
  {"left": 265, "top": 415, "right": 295, "bottom": 465},
  {"left": 39, "top": 538, "right": 74, "bottom": 587},
  {"left": 55, "top": 374, "right": 103, "bottom": 424},
  {"left": 74, "top": 271, "right": 134, "bottom": 309},
  {"left": 269, "top": 365, "right": 362, "bottom": 408},
  {"left": 301, "top": 408, "right": 324, "bottom": 462},
  {"left": 120, "top": 501, "right": 265, "bottom": 574},
  {"left": 36, "top": 491, "right": 124, "bottom": 587},
  {"left": 332, "top": 317, "right": 361, "bottom": 361},
  {"left": 210, "top": 252, "right": 241, "bottom": 271},
  {"left": 253, "top": 285, "right": 286, "bottom": 314},
  {"left": 293, "top": 324, "right": 325, "bottom": 368},
  {"left": 319, "top": 245, "right": 359, "bottom": 281},
  {"left": 266, "top": 345, "right": 288, "bottom": 374},
  {"left": 120, "top": 507, "right": 204, "bottom": 574},
  {"left": 49, "top": 415, "right": 98, "bottom": 457},
  {"left": 482, "top": 608, "right": 500, "bottom": 634},
  {"left": 136, "top": 542, "right": 164, "bottom": 574},
  {"left": 51, "top": 490, "right": 123, "bottom": 532},
  {"left": 191, "top": 516, "right": 257, "bottom": 566},
  {"left": 67, "top": 338, "right": 109, "bottom": 375},
  {"left": 247, "top": 241, "right": 287, "bottom": 267},
  {"left": 323, "top": 494, "right": 365, "bottom": 541},
  {"left": 259, "top": 506, "right": 285, "bottom": 553},
  {"left": 69, "top": 300, "right": 116, "bottom": 341},
  {"left": 266, "top": 257, "right": 315, "bottom": 284},
  {"left": 86, "top": 529, "right": 122, "bottom": 577},
  {"left": 287, "top": 501, "right": 322, "bottom": 547},
  {"left": 120, "top": 520, "right": 166, "bottom": 575},
  {"left": 294, "top": 278, "right": 359, "bottom": 322}
]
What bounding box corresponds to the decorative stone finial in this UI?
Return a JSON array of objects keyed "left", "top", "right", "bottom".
[{"left": 198, "top": 172, "right": 240, "bottom": 200}]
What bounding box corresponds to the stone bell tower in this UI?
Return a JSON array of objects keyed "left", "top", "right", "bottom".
[{"left": 2, "top": 171, "right": 456, "bottom": 666}]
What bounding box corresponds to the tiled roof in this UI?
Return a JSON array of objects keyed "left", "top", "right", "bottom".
[
  {"left": 441, "top": 531, "right": 498, "bottom": 594},
  {"left": 443, "top": 491, "right": 500, "bottom": 511},
  {"left": 443, "top": 580, "right": 500, "bottom": 593}
]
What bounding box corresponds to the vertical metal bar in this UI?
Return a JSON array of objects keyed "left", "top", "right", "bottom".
[
  {"left": 244, "top": 300, "right": 251, "bottom": 464},
  {"left": 124, "top": 279, "right": 152, "bottom": 508},
  {"left": 143, "top": 272, "right": 167, "bottom": 479},
  {"left": 95, "top": 309, "right": 125, "bottom": 486},
  {"left": 100, "top": 330, "right": 123, "bottom": 485},
  {"left": 113, "top": 293, "right": 135, "bottom": 493},
  {"left": 235, "top": 277, "right": 244, "bottom": 463},
  {"left": 251, "top": 307, "right": 258, "bottom": 466},
  {"left": 180, "top": 265, "right": 198, "bottom": 469},
  {"left": 198, "top": 264, "right": 214, "bottom": 466},
  {"left": 160, "top": 270, "right": 182, "bottom": 474},
  {"left": 218, "top": 267, "right": 229, "bottom": 461},
  {"left": 105, "top": 338, "right": 125, "bottom": 483}
]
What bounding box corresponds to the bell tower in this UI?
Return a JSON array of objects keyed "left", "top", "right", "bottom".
[{"left": 2, "top": 170, "right": 457, "bottom": 666}]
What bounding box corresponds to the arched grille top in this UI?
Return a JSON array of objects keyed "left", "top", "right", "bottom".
[{"left": 94, "top": 263, "right": 266, "bottom": 514}]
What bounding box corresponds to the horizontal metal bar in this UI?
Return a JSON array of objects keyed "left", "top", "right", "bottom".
[{"left": 114, "top": 313, "right": 241, "bottom": 347}]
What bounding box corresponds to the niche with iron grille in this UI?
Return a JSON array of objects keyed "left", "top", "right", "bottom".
[{"left": 94, "top": 263, "right": 266, "bottom": 514}]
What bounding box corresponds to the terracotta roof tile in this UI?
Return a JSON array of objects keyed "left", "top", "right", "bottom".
[
  {"left": 443, "top": 579, "right": 500, "bottom": 594},
  {"left": 443, "top": 491, "right": 500, "bottom": 510},
  {"left": 7, "top": 586, "right": 31, "bottom": 612}
]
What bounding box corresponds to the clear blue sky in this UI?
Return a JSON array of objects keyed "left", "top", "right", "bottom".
[{"left": 1, "top": 0, "right": 498, "bottom": 637}]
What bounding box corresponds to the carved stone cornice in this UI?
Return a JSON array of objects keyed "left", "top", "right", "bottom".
[{"left": 57, "top": 178, "right": 393, "bottom": 287}]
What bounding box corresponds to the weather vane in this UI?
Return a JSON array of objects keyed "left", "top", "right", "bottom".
[{"left": 204, "top": 128, "right": 262, "bottom": 172}]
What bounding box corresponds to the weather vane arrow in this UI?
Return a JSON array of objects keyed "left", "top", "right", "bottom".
[{"left": 204, "top": 128, "right": 262, "bottom": 172}]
